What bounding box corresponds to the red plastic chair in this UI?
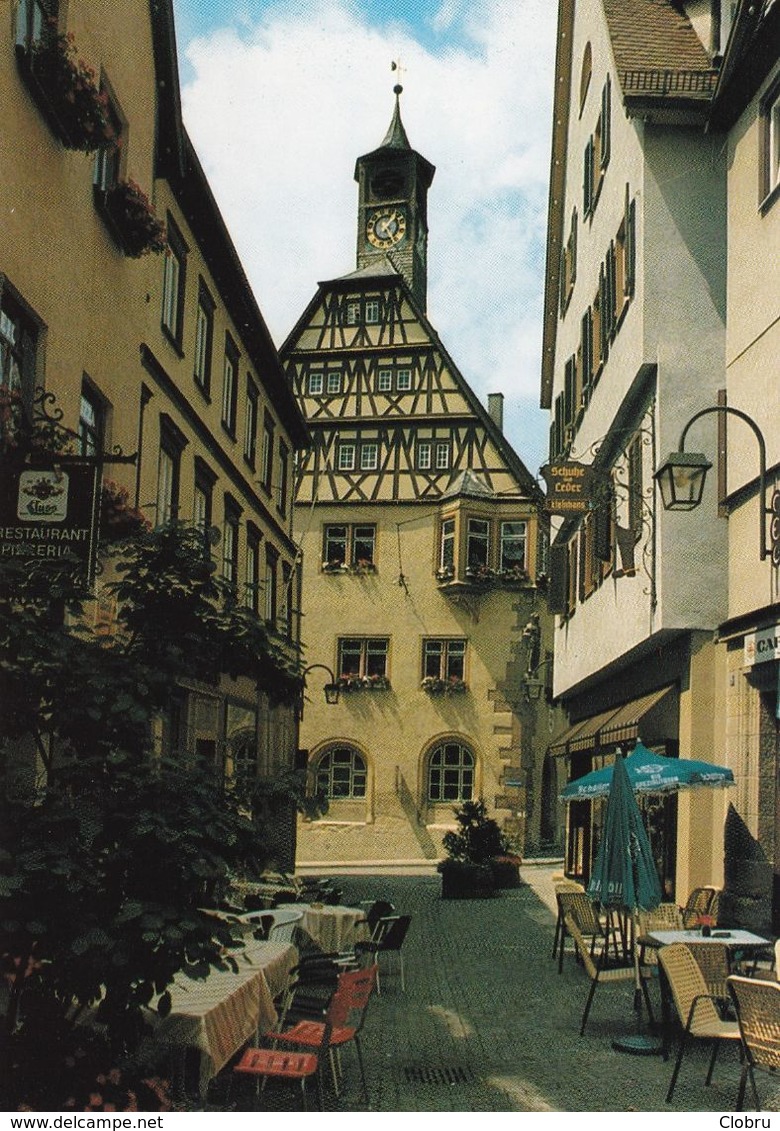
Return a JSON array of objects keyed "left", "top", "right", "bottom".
[
  {"left": 231, "top": 1015, "right": 332, "bottom": 1110},
  {"left": 268, "top": 964, "right": 378, "bottom": 1104}
]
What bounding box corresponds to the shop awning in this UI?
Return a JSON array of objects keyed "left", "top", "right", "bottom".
[{"left": 549, "top": 685, "right": 674, "bottom": 757}]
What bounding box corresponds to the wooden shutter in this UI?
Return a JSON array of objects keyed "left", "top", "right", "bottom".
[{"left": 547, "top": 541, "right": 569, "bottom": 615}]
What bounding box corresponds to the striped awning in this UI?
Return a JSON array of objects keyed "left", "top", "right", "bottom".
[{"left": 549, "top": 685, "right": 674, "bottom": 757}]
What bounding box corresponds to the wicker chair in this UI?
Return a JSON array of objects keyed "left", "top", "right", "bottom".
[
  {"left": 685, "top": 942, "right": 732, "bottom": 1007},
  {"left": 657, "top": 943, "right": 741, "bottom": 1102},
  {"left": 564, "top": 910, "right": 654, "bottom": 1036},
  {"left": 636, "top": 903, "right": 685, "bottom": 976},
  {"left": 728, "top": 975, "right": 780, "bottom": 1111},
  {"left": 681, "top": 886, "right": 720, "bottom": 929},
  {"left": 551, "top": 880, "right": 585, "bottom": 960},
  {"left": 556, "top": 891, "right": 612, "bottom": 974}
]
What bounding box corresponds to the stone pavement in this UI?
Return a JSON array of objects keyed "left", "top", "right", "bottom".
[{"left": 213, "top": 864, "right": 771, "bottom": 1113}]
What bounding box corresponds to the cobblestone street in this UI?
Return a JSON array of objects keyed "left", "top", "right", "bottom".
[{"left": 214, "top": 865, "right": 765, "bottom": 1113}]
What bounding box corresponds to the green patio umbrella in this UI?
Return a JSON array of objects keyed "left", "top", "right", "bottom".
[{"left": 587, "top": 749, "right": 663, "bottom": 1054}]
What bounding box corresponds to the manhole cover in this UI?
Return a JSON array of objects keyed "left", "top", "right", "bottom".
[{"left": 403, "top": 1066, "right": 476, "bottom": 1086}]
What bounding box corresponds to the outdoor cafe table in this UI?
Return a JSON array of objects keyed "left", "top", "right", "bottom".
[
  {"left": 143, "top": 939, "right": 297, "bottom": 1099},
  {"left": 639, "top": 928, "right": 772, "bottom": 1055},
  {"left": 279, "top": 901, "right": 371, "bottom": 953}
]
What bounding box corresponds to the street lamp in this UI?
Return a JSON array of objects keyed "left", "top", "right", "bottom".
[
  {"left": 523, "top": 655, "right": 554, "bottom": 702},
  {"left": 655, "top": 405, "right": 771, "bottom": 560},
  {"left": 302, "top": 663, "right": 340, "bottom": 706}
]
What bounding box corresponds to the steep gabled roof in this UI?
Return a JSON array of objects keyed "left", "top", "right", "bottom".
[{"left": 282, "top": 266, "right": 543, "bottom": 505}]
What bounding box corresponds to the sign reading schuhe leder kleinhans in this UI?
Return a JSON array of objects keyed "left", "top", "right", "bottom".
[
  {"left": 0, "top": 463, "right": 101, "bottom": 582},
  {"left": 540, "top": 461, "right": 594, "bottom": 515}
]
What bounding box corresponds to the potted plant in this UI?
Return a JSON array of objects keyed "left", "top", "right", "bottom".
[{"left": 437, "top": 799, "right": 509, "bottom": 899}]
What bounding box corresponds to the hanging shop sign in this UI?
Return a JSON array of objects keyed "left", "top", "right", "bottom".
[
  {"left": 744, "top": 623, "right": 780, "bottom": 666},
  {"left": 0, "top": 462, "right": 101, "bottom": 583},
  {"left": 540, "top": 461, "right": 595, "bottom": 515}
]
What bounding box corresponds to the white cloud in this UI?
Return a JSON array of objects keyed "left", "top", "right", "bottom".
[{"left": 179, "top": 0, "right": 556, "bottom": 476}]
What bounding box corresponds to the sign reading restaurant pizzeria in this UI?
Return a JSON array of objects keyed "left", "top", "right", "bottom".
[
  {"left": 540, "top": 461, "right": 595, "bottom": 515},
  {"left": 0, "top": 463, "right": 101, "bottom": 582}
]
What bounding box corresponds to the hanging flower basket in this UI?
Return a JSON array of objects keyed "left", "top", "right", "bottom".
[
  {"left": 322, "top": 559, "right": 348, "bottom": 574},
  {"left": 350, "top": 559, "right": 376, "bottom": 576},
  {"left": 95, "top": 180, "right": 167, "bottom": 258},
  {"left": 17, "top": 32, "right": 115, "bottom": 151}
]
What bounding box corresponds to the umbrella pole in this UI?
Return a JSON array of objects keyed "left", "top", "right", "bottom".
[{"left": 611, "top": 910, "right": 663, "bottom": 1056}]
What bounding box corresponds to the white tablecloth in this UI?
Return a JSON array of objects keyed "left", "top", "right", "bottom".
[{"left": 291, "top": 903, "right": 371, "bottom": 952}]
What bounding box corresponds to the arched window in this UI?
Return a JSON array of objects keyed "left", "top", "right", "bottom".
[
  {"left": 580, "top": 42, "right": 592, "bottom": 114},
  {"left": 315, "top": 745, "right": 367, "bottom": 800},
  {"left": 427, "top": 742, "right": 475, "bottom": 803}
]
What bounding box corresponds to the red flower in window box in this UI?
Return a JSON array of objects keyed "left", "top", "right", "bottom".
[
  {"left": 18, "top": 31, "right": 115, "bottom": 152},
  {"left": 96, "top": 180, "right": 167, "bottom": 258}
]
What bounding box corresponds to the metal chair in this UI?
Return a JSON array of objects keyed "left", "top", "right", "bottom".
[
  {"left": 354, "top": 914, "right": 411, "bottom": 993},
  {"left": 728, "top": 975, "right": 780, "bottom": 1111},
  {"left": 658, "top": 943, "right": 741, "bottom": 1103},
  {"left": 231, "top": 982, "right": 332, "bottom": 1111},
  {"left": 266, "top": 964, "right": 378, "bottom": 1104}
]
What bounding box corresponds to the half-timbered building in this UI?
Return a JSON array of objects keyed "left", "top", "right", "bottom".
[{"left": 284, "top": 90, "right": 559, "bottom": 866}]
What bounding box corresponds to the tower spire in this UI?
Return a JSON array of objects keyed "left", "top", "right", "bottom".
[{"left": 380, "top": 73, "right": 411, "bottom": 150}]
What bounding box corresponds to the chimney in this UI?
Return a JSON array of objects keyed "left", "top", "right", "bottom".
[{"left": 487, "top": 393, "right": 504, "bottom": 432}]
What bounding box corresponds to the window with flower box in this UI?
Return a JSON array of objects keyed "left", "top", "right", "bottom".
[
  {"left": 322, "top": 524, "right": 376, "bottom": 572},
  {"left": 337, "top": 637, "right": 389, "bottom": 688},
  {"left": 499, "top": 521, "right": 527, "bottom": 574},
  {"left": 422, "top": 639, "right": 467, "bottom": 695},
  {"left": 466, "top": 518, "right": 489, "bottom": 572}
]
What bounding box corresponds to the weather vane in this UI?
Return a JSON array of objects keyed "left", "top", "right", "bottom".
[{"left": 391, "top": 58, "right": 405, "bottom": 94}]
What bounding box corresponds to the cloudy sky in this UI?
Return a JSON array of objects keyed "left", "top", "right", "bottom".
[{"left": 173, "top": 0, "right": 557, "bottom": 477}]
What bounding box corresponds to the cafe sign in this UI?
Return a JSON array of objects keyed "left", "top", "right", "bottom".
[
  {"left": 0, "top": 463, "right": 100, "bottom": 582},
  {"left": 744, "top": 623, "right": 780, "bottom": 667},
  {"left": 540, "top": 461, "right": 594, "bottom": 515}
]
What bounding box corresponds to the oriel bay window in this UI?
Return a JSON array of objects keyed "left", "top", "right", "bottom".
[
  {"left": 499, "top": 521, "right": 527, "bottom": 574},
  {"left": 466, "top": 518, "right": 489, "bottom": 571}
]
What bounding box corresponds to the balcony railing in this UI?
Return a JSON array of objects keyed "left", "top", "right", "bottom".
[{"left": 621, "top": 68, "right": 718, "bottom": 99}]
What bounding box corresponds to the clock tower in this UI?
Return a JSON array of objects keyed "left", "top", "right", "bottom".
[{"left": 354, "top": 85, "right": 435, "bottom": 311}]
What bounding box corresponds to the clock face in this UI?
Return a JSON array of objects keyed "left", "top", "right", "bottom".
[{"left": 366, "top": 207, "right": 407, "bottom": 249}]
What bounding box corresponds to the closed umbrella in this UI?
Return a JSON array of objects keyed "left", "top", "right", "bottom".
[
  {"left": 562, "top": 740, "right": 734, "bottom": 801},
  {"left": 587, "top": 750, "right": 663, "bottom": 1054}
]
